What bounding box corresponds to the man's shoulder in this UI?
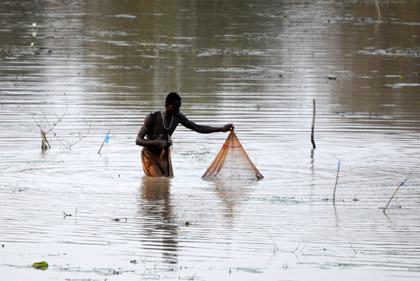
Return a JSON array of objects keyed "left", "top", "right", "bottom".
[
  {"left": 143, "top": 111, "right": 160, "bottom": 126},
  {"left": 175, "top": 112, "right": 188, "bottom": 122},
  {"left": 146, "top": 111, "right": 160, "bottom": 119}
]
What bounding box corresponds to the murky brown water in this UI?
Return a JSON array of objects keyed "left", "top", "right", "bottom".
[{"left": 1, "top": 0, "right": 420, "bottom": 280}]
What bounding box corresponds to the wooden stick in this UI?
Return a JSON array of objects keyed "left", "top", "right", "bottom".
[
  {"left": 333, "top": 160, "right": 341, "bottom": 202},
  {"left": 167, "top": 134, "right": 173, "bottom": 177},
  {"left": 383, "top": 177, "right": 408, "bottom": 213},
  {"left": 41, "top": 129, "right": 51, "bottom": 150},
  {"left": 374, "top": 0, "right": 381, "bottom": 20},
  {"left": 311, "top": 99, "right": 316, "bottom": 149},
  {"left": 98, "top": 129, "right": 110, "bottom": 154}
]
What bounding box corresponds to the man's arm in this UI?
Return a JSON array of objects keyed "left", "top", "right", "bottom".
[
  {"left": 180, "top": 115, "right": 233, "bottom": 133},
  {"left": 136, "top": 114, "right": 170, "bottom": 149}
]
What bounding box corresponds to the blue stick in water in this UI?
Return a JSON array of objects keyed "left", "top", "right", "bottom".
[
  {"left": 383, "top": 176, "right": 409, "bottom": 213},
  {"left": 98, "top": 130, "right": 110, "bottom": 154}
]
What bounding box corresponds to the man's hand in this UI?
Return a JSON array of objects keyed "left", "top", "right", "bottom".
[
  {"left": 221, "top": 123, "right": 234, "bottom": 132},
  {"left": 155, "top": 140, "right": 172, "bottom": 149}
]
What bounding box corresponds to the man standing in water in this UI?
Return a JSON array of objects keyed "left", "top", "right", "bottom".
[{"left": 136, "top": 92, "right": 234, "bottom": 177}]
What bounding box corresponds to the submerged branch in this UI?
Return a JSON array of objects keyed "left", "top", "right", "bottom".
[{"left": 29, "top": 103, "right": 91, "bottom": 150}]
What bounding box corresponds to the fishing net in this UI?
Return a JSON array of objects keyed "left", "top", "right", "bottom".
[{"left": 202, "top": 130, "right": 263, "bottom": 180}]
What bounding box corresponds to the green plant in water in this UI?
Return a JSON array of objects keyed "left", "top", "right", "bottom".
[{"left": 32, "top": 261, "right": 48, "bottom": 270}]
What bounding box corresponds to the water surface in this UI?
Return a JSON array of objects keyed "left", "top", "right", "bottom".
[{"left": 1, "top": 1, "right": 420, "bottom": 280}]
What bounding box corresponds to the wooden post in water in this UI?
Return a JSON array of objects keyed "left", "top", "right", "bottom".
[
  {"left": 374, "top": 0, "right": 381, "bottom": 19},
  {"left": 311, "top": 99, "right": 316, "bottom": 149},
  {"left": 333, "top": 160, "right": 341, "bottom": 202},
  {"left": 383, "top": 177, "right": 408, "bottom": 213}
]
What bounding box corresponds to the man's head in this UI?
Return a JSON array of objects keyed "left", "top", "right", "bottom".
[{"left": 165, "top": 92, "right": 182, "bottom": 115}]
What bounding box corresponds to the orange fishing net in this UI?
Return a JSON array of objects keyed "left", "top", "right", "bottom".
[{"left": 202, "top": 130, "right": 263, "bottom": 180}]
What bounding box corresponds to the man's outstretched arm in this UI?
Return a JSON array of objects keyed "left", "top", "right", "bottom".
[{"left": 181, "top": 116, "right": 233, "bottom": 133}]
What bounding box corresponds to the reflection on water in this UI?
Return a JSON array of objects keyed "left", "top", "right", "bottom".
[
  {"left": 1, "top": 0, "right": 420, "bottom": 280},
  {"left": 208, "top": 179, "right": 254, "bottom": 219},
  {"left": 140, "top": 177, "right": 178, "bottom": 264}
]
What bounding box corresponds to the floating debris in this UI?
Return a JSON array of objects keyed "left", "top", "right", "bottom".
[
  {"left": 63, "top": 212, "right": 72, "bottom": 219},
  {"left": 387, "top": 83, "right": 420, "bottom": 88},
  {"left": 358, "top": 47, "right": 420, "bottom": 58},
  {"left": 32, "top": 261, "right": 48, "bottom": 270},
  {"left": 111, "top": 218, "right": 128, "bottom": 222}
]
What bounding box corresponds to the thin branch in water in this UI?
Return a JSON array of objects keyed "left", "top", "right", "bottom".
[
  {"left": 139, "top": 255, "right": 149, "bottom": 270},
  {"left": 333, "top": 160, "right": 341, "bottom": 202},
  {"left": 300, "top": 240, "right": 308, "bottom": 254},
  {"left": 156, "top": 34, "right": 161, "bottom": 65},
  {"left": 268, "top": 232, "right": 279, "bottom": 252},
  {"left": 45, "top": 103, "right": 68, "bottom": 134},
  {"left": 292, "top": 242, "right": 301, "bottom": 255},
  {"left": 155, "top": 34, "right": 160, "bottom": 51},
  {"left": 374, "top": 0, "right": 381, "bottom": 20},
  {"left": 383, "top": 177, "right": 408, "bottom": 214},
  {"left": 41, "top": 110, "right": 51, "bottom": 132},
  {"left": 54, "top": 119, "right": 92, "bottom": 150},
  {"left": 10, "top": 182, "right": 19, "bottom": 193},
  {"left": 349, "top": 242, "right": 357, "bottom": 258},
  {"left": 63, "top": 212, "right": 72, "bottom": 219},
  {"left": 311, "top": 99, "right": 316, "bottom": 149},
  {"left": 29, "top": 102, "right": 68, "bottom": 150},
  {"left": 98, "top": 129, "right": 110, "bottom": 154}
]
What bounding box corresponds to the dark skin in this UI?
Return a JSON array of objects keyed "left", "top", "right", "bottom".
[{"left": 136, "top": 100, "right": 234, "bottom": 153}]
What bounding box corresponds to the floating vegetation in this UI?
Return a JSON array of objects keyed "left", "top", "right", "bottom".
[
  {"left": 358, "top": 47, "right": 420, "bottom": 58},
  {"left": 235, "top": 267, "right": 264, "bottom": 274},
  {"left": 92, "top": 267, "right": 134, "bottom": 276},
  {"left": 318, "top": 262, "right": 360, "bottom": 270},
  {"left": 386, "top": 83, "right": 420, "bottom": 88},
  {"left": 32, "top": 261, "right": 49, "bottom": 270},
  {"left": 270, "top": 196, "right": 305, "bottom": 204},
  {"left": 196, "top": 47, "right": 264, "bottom": 57}
]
